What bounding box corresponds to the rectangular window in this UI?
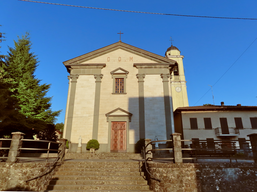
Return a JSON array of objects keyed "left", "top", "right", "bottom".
[
  {"left": 190, "top": 118, "right": 198, "bottom": 130},
  {"left": 220, "top": 118, "right": 229, "bottom": 134},
  {"left": 115, "top": 78, "right": 124, "bottom": 93},
  {"left": 250, "top": 117, "right": 257, "bottom": 129},
  {"left": 204, "top": 118, "right": 212, "bottom": 129},
  {"left": 235, "top": 117, "right": 243, "bottom": 129}
]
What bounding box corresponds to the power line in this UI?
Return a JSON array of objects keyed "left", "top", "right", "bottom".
[
  {"left": 194, "top": 36, "right": 257, "bottom": 105},
  {"left": 19, "top": 0, "right": 257, "bottom": 21}
]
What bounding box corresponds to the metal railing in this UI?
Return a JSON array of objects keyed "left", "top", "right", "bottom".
[
  {"left": 19, "top": 139, "right": 62, "bottom": 162},
  {"left": 142, "top": 138, "right": 253, "bottom": 164},
  {"left": 25, "top": 141, "right": 65, "bottom": 183},
  {"left": 214, "top": 127, "right": 240, "bottom": 136},
  {"left": 181, "top": 139, "right": 252, "bottom": 163},
  {"left": 0, "top": 136, "right": 66, "bottom": 185},
  {"left": 0, "top": 138, "right": 64, "bottom": 162},
  {"left": 0, "top": 138, "right": 12, "bottom": 159}
]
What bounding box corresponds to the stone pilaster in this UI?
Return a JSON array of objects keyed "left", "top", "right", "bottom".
[
  {"left": 136, "top": 74, "right": 145, "bottom": 139},
  {"left": 65, "top": 74, "right": 79, "bottom": 141},
  {"left": 161, "top": 74, "right": 174, "bottom": 138},
  {"left": 92, "top": 74, "right": 103, "bottom": 139}
]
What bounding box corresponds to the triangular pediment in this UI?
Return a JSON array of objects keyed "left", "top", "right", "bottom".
[
  {"left": 106, "top": 108, "right": 132, "bottom": 116},
  {"left": 63, "top": 41, "right": 176, "bottom": 66},
  {"left": 110, "top": 67, "right": 129, "bottom": 75}
]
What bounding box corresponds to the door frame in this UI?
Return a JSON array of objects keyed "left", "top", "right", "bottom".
[
  {"left": 107, "top": 117, "right": 130, "bottom": 152},
  {"left": 110, "top": 121, "right": 127, "bottom": 152},
  {"left": 106, "top": 108, "right": 132, "bottom": 152}
]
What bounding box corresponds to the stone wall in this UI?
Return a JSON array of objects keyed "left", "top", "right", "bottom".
[
  {"left": 0, "top": 162, "right": 57, "bottom": 191},
  {"left": 147, "top": 162, "right": 257, "bottom": 192}
]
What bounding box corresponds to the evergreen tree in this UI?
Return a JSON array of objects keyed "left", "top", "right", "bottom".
[
  {"left": 0, "top": 34, "right": 60, "bottom": 137},
  {"left": 0, "top": 55, "right": 14, "bottom": 123}
]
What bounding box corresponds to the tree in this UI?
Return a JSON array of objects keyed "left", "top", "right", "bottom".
[
  {"left": 55, "top": 123, "right": 64, "bottom": 132},
  {"left": 0, "top": 55, "right": 17, "bottom": 127},
  {"left": 0, "top": 34, "right": 61, "bottom": 137},
  {"left": 55, "top": 122, "right": 64, "bottom": 138}
]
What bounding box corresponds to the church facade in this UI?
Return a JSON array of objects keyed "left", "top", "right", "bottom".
[{"left": 63, "top": 41, "right": 189, "bottom": 152}]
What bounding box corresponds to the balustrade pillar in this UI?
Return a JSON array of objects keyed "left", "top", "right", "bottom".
[
  {"left": 7, "top": 132, "right": 24, "bottom": 163},
  {"left": 248, "top": 133, "right": 257, "bottom": 163},
  {"left": 172, "top": 133, "right": 182, "bottom": 163}
]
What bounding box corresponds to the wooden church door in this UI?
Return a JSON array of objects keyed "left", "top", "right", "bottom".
[{"left": 111, "top": 122, "right": 126, "bottom": 152}]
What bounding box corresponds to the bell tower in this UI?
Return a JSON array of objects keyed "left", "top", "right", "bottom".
[{"left": 165, "top": 45, "right": 189, "bottom": 110}]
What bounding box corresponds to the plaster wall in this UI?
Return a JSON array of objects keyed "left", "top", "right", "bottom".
[
  {"left": 97, "top": 49, "right": 150, "bottom": 144},
  {"left": 70, "top": 75, "right": 95, "bottom": 143},
  {"left": 144, "top": 75, "right": 166, "bottom": 140}
]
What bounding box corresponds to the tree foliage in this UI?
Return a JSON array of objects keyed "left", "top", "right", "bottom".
[{"left": 0, "top": 34, "right": 61, "bottom": 138}]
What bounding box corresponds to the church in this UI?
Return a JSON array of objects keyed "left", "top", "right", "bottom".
[{"left": 63, "top": 41, "right": 189, "bottom": 152}]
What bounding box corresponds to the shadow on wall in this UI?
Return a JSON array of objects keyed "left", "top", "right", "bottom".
[{"left": 128, "top": 96, "right": 172, "bottom": 142}]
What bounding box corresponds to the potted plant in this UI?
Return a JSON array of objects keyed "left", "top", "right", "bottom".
[{"left": 86, "top": 139, "right": 100, "bottom": 153}]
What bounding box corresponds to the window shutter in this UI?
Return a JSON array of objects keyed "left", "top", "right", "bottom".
[
  {"left": 235, "top": 117, "right": 243, "bottom": 129},
  {"left": 204, "top": 118, "right": 212, "bottom": 129},
  {"left": 190, "top": 118, "right": 198, "bottom": 130}
]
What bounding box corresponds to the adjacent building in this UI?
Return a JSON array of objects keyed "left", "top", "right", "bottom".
[{"left": 174, "top": 102, "right": 257, "bottom": 141}]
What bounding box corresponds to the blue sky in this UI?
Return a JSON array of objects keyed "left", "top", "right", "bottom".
[{"left": 1, "top": 0, "right": 257, "bottom": 123}]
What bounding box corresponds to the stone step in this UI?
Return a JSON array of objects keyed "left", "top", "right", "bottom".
[
  {"left": 47, "top": 184, "right": 150, "bottom": 191},
  {"left": 54, "top": 171, "right": 142, "bottom": 176},
  {"left": 61, "top": 161, "right": 142, "bottom": 168},
  {"left": 57, "top": 167, "right": 141, "bottom": 172},
  {"left": 49, "top": 179, "right": 147, "bottom": 185},
  {"left": 52, "top": 175, "right": 144, "bottom": 181},
  {"left": 45, "top": 190, "right": 152, "bottom": 192},
  {"left": 65, "top": 153, "right": 142, "bottom": 160}
]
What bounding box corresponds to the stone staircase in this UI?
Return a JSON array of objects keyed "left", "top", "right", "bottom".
[{"left": 45, "top": 153, "right": 152, "bottom": 192}]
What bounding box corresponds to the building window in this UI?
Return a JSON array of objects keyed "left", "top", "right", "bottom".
[
  {"left": 204, "top": 118, "right": 212, "bottom": 129},
  {"left": 220, "top": 118, "right": 229, "bottom": 134},
  {"left": 110, "top": 67, "right": 128, "bottom": 94},
  {"left": 250, "top": 117, "right": 257, "bottom": 129},
  {"left": 115, "top": 78, "right": 124, "bottom": 93},
  {"left": 173, "top": 64, "right": 179, "bottom": 76},
  {"left": 190, "top": 118, "right": 198, "bottom": 130},
  {"left": 235, "top": 117, "right": 243, "bottom": 129}
]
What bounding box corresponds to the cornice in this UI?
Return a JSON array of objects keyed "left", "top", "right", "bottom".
[
  {"left": 63, "top": 41, "right": 176, "bottom": 66},
  {"left": 133, "top": 63, "right": 174, "bottom": 69}
]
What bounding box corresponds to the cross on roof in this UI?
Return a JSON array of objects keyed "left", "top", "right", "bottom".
[
  {"left": 170, "top": 37, "right": 173, "bottom": 46},
  {"left": 117, "top": 31, "right": 124, "bottom": 41}
]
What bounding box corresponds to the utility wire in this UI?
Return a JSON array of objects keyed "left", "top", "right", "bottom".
[
  {"left": 194, "top": 36, "right": 257, "bottom": 105},
  {"left": 19, "top": 0, "right": 257, "bottom": 21}
]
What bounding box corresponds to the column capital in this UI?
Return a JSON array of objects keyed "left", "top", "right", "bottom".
[
  {"left": 94, "top": 74, "right": 103, "bottom": 82},
  {"left": 161, "top": 74, "right": 170, "bottom": 82},
  {"left": 136, "top": 74, "right": 145, "bottom": 82},
  {"left": 68, "top": 74, "right": 79, "bottom": 82}
]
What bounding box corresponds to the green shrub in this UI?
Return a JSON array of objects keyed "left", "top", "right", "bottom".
[
  {"left": 135, "top": 139, "right": 145, "bottom": 153},
  {"left": 86, "top": 139, "right": 100, "bottom": 150}
]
